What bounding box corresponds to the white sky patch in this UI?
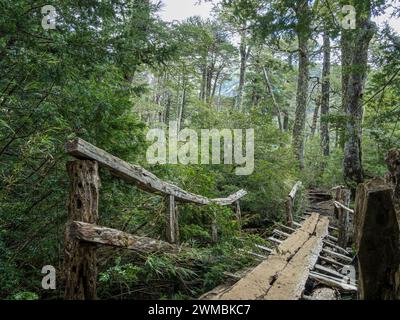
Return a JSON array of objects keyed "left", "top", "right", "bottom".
[
  {"left": 158, "top": 0, "right": 399, "bottom": 35},
  {"left": 373, "top": 7, "right": 400, "bottom": 34},
  {"left": 158, "top": 0, "right": 214, "bottom": 22}
]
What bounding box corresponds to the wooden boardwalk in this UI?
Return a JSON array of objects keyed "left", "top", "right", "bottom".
[{"left": 204, "top": 213, "right": 329, "bottom": 300}]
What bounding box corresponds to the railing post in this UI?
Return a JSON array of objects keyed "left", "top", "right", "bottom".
[
  {"left": 165, "top": 195, "right": 179, "bottom": 244},
  {"left": 211, "top": 215, "right": 218, "bottom": 243},
  {"left": 64, "top": 160, "right": 100, "bottom": 300},
  {"left": 286, "top": 196, "right": 293, "bottom": 228},
  {"left": 235, "top": 200, "right": 242, "bottom": 229},
  {"left": 354, "top": 177, "right": 399, "bottom": 300},
  {"left": 337, "top": 188, "right": 351, "bottom": 248}
]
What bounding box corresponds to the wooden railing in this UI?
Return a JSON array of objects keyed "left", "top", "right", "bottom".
[
  {"left": 285, "top": 181, "right": 302, "bottom": 227},
  {"left": 331, "top": 186, "right": 352, "bottom": 248},
  {"left": 63, "top": 138, "right": 247, "bottom": 300}
]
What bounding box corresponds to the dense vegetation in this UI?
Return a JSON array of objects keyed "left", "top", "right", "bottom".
[{"left": 1, "top": 0, "right": 399, "bottom": 300}]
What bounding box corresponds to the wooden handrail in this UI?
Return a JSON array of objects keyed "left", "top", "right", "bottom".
[
  {"left": 66, "top": 138, "right": 247, "bottom": 205},
  {"left": 333, "top": 200, "right": 354, "bottom": 214},
  {"left": 289, "top": 181, "right": 302, "bottom": 200},
  {"left": 285, "top": 181, "right": 302, "bottom": 227},
  {"left": 68, "top": 221, "right": 179, "bottom": 253}
]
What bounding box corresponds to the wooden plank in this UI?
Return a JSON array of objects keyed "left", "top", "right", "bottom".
[
  {"left": 68, "top": 221, "right": 178, "bottom": 253},
  {"left": 318, "top": 255, "right": 346, "bottom": 268},
  {"left": 66, "top": 138, "right": 247, "bottom": 205},
  {"left": 323, "top": 240, "right": 350, "bottom": 255},
  {"left": 273, "top": 229, "right": 290, "bottom": 238},
  {"left": 276, "top": 223, "right": 295, "bottom": 233},
  {"left": 264, "top": 216, "right": 329, "bottom": 300},
  {"left": 314, "top": 264, "right": 344, "bottom": 279},
  {"left": 255, "top": 244, "right": 273, "bottom": 254},
  {"left": 333, "top": 200, "right": 354, "bottom": 214},
  {"left": 207, "top": 213, "right": 324, "bottom": 300},
  {"left": 322, "top": 248, "right": 352, "bottom": 263},
  {"left": 309, "top": 272, "right": 357, "bottom": 292}
]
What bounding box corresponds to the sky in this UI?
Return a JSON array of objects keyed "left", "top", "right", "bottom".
[
  {"left": 158, "top": 0, "right": 400, "bottom": 34},
  {"left": 158, "top": 0, "right": 214, "bottom": 22}
]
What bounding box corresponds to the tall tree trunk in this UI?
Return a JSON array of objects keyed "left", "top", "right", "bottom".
[
  {"left": 199, "top": 53, "right": 207, "bottom": 102},
  {"left": 320, "top": 32, "right": 331, "bottom": 156},
  {"left": 177, "top": 83, "right": 186, "bottom": 132},
  {"left": 343, "top": 6, "right": 376, "bottom": 186},
  {"left": 311, "top": 101, "right": 320, "bottom": 137},
  {"left": 292, "top": 0, "right": 311, "bottom": 169},
  {"left": 235, "top": 30, "right": 250, "bottom": 110},
  {"left": 263, "top": 66, "right": 283, "bottom": 131}
]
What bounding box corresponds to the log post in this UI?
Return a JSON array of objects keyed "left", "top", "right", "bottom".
[
  {"left": 64, "top": 160, "right": 100, "bottom": 300},
  {"left": 338, "top": 188, "right": 351, "bottom": 248},
  {"left": 211, "top": 212, "right": 218, "bottom": 243},
  {"left": 235, "top": 200, "right": 242, "bottom": 229},
  {"left": 286, "top": 196, "right": 293, "bottom": 228},
  {"left": 354, "top": 177, "right": 400, "bottom": 300},
  {"left": 332, "top": 187, "right": 341, "bottom": 219},
  {"left": 165, "top": 195, "right": 179, "bottom": 244},
  {"left": 385, "top": 149, "right": 400, "bottom": 225}
]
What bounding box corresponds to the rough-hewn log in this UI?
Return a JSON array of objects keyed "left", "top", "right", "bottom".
[
  {"left": 335, "top": 188, "right": 352, "bottom": 248},
  {"left": 165, "top": 195, "right": 179, "bottom": 244},
  {"left": 66, "top": 138, "right": 246, "bottom": 205},
  {"left": 385, "top": 148, "right": 400, "bottom": 225},
  {"left": 234, "top": 200, "right": 242, "bottom": 228},
  {"left": 68, "top": 221, "right": 178, "bottom": 254},
  {"left": 286, "top": 196, "right": 294, "bottom": 228},
  {"left": 354, "top": 177, "right": 400, "bottom": 300},
  {"left": 64, "top": 160, "right": 99, "bottom": 300}
]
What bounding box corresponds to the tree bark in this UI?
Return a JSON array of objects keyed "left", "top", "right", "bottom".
[
  {"left": 310, "top": 101, "right": 320, "bottom": 138},
  {"left": 292, "top": 0, "right": 311, "bottom": 169},
  {"left": 320, "top": 32, "right": 331, "bottom": 156},
  {"left": 343, "top": 7, "right": 376, "bottom": 186},
  {"left": 235, "top": 30, "right": 250, "bottom": 110},
  {"left": 263, "top": 66, "right": 283, "bottom": 131},
  {"left": 64, "top": 160, "right": 100, "bottom": 300}
]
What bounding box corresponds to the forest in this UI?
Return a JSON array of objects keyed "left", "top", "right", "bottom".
[{"left": 1, "top": 0, "right": 400, "bottom": 301}]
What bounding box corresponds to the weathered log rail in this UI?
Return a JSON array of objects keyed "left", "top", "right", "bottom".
[
  {"left": 285, "top": 181, "right": 302, "bottom": 227},
  {"left": 63, "top": 138, "right": 247, "bottom": 300}
]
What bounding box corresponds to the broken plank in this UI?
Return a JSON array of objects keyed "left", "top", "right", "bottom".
[
  {"left": 314, "top": 264, "right": 344, "bottom": 279},
  {"left": 207, "top": 213, "right": 323, "bottom": 300},
  {"left": 309, "top": 272, "right": 357, "bottom": 292},
  {"left": 322, "top": 248, "right": 353, "bottom": 263},
  {"left": 276, "top": 223, "right": 295, "bottom": 233},
  {"left": 255, "top": 244, "right": 273, "bottom": 254},
  {"left": 273, "top": 229, "right": 290, "bottom": 238},
  {"left": 318, "top": 256, "right": 346, "bottom": 268}
]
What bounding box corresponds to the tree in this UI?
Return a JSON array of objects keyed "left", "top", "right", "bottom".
[
  {"left": 320, "top": 32, "right": 331, "bottom": 156},
  {"left": 342, "top": 1, "right": 378, "bottom": 186},
  {"left": 291, "top": 0, "right": 312, "bottom": 169}
]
